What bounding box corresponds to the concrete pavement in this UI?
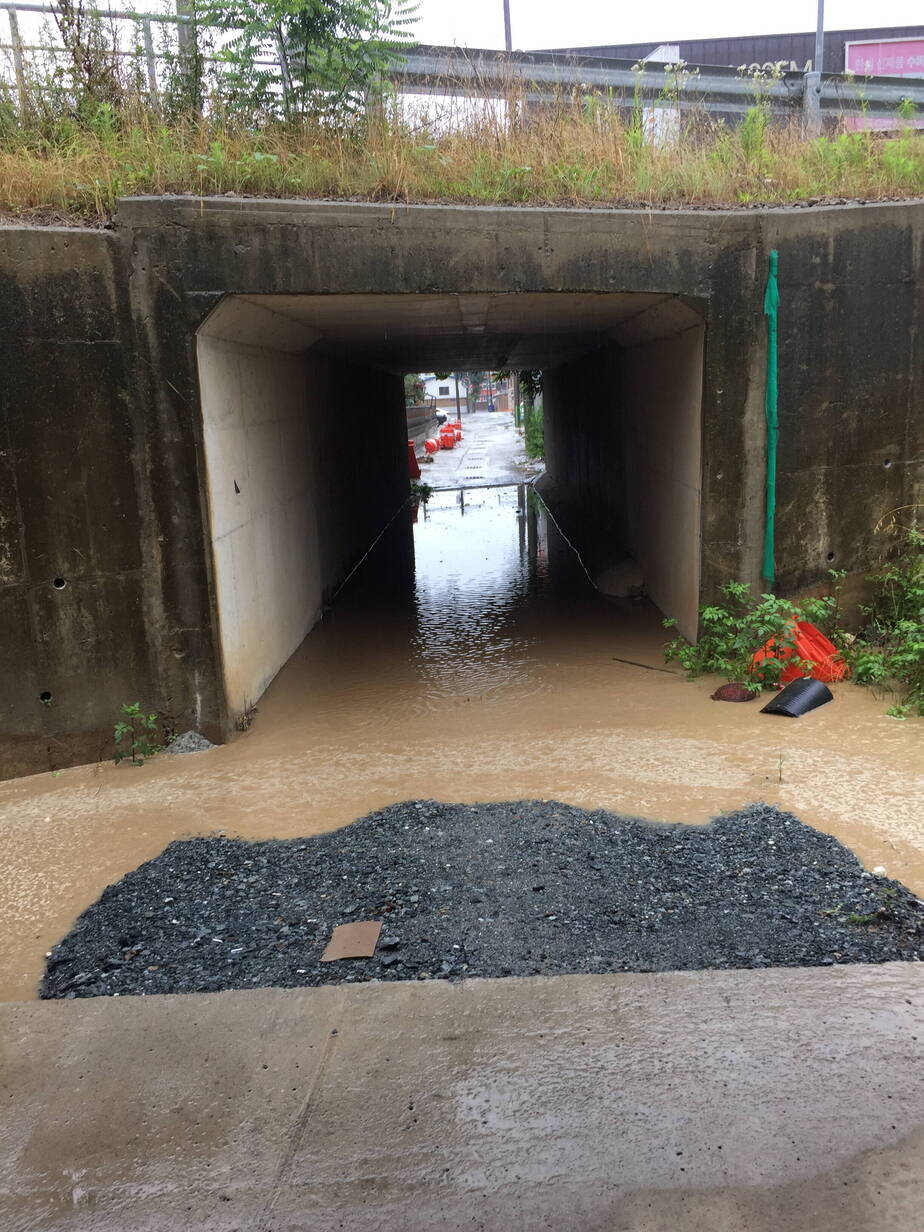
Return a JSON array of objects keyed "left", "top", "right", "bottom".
[
  {"left": 425, "top": 411, "right": 537, "bottom": 489},
  {"left": 2, "top": 964, "right": 922, "bottom": 1230}
]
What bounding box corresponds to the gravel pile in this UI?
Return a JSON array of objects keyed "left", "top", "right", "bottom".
[
  {"left": 41, "top": 802, "right": 924, "bottom": 999},
  {"left": 163, "top": 731, "right": 215, "bottom": 756}
]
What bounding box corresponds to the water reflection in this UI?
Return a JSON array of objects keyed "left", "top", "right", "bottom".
[
  {"left": 323, "top": 482, "right": 657, "bottom": 717},
  {"left": 412, "top": 486, "right": 550, "bottom": 695}
]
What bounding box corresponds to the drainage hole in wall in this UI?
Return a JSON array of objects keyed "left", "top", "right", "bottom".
[
  {"left": 52, "top": 577, "right": 67, "bottom": 589},
  {"left": 39, "top": 691, "right": 53, "bottom": 704},
  {"left": 826, "top": 552, "right": 836, "bottom": 562},
  {"left": 883, "top": 459, "right": 892, "bottom": 469}
]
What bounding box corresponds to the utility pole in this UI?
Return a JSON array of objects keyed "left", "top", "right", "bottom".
[
  {"left": 803, "top": 0, "right": 824, "bottom": 136},
  {"left": 813, "top": 0, "right": 825, "bottom": 75},
  {"left": 454, "top": 372, "right": 462, "bottom": 420},
  {"left": 503, "top": 0, "right": 512, "bottom": 52}
]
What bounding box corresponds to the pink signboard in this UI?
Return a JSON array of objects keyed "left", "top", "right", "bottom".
[
  {"left": 844, "top": 38, "right": 924, "bottom": 129},
  {"left": 845, "top": 38, "right": 924, "bottom": 79}
]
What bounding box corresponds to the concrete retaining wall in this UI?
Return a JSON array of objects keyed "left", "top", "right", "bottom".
[
  {"left": 1, "top": 198, "right": 921, "bottom": 779},
  {"left": 0, "top": 229, "right": 154, "bottom": 777},
  {"left": 406, "top": 403, "right": 440, "bottom": 450}
]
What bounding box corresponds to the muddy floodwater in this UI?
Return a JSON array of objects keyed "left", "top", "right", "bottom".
[{"left": 1, "top": 484, "right": 923, "bottom": 1001}]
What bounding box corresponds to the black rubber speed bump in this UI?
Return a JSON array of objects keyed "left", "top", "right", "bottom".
[{"left": 761, "top": 677, "right": 833, "bottom": 717}]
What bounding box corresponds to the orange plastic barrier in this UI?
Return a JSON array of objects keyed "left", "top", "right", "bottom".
[
  {"left": 439, "top": 430, "right": 456, "bottom": 450},
  {"left": 751, "top": 620, "right": 848, "bottom": 684},
  {"left": 424, "top": 437, "right": 440, "bottom": 454},
  {"left": 407, "top": 439, "right": 421, "bottom": 479}
]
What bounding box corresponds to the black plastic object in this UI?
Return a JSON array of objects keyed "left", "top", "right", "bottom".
[{"left": 760, "top": 677, "right": 833, "bottom": 717}]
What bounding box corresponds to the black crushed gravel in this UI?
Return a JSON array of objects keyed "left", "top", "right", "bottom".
[{"left": 41, "top": 801, "right": 924, "bottom": 999}]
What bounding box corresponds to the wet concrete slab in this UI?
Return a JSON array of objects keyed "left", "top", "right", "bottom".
[
  {"left": 2, "top": 965, "right": 922, "bottom": 1230},
  {"left": 426, "top": 410, "right": 531, "bottom": 489}
]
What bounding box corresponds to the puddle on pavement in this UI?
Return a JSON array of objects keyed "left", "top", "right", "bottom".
[{"left": 2, "top": 484, "right": 923, "bottom": 1001}]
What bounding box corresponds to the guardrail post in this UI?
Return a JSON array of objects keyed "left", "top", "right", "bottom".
[
  {"left": 802, "top": 70, "right": 823, "bottom": 137},
  {"left": 141, "top": 18, "right": 157, "bottom": 97},
  {"left": 7, "top": 8, "right": 29, "bottom": 118}
]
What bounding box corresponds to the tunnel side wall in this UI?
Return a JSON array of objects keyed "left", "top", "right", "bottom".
[
  {"left": 542, "top": 346, "right": 623, "bottom": 557},
  {"left": 198, "top": 335, "right": 406, "bottom": 719},
  {"left": 198, "top": 337, "right": 321, "bottom": 718},
  {"left": 619, "top": 326, "right": 704, "bottom": 639},
  {"left": 543, "top": 326, "right": 703, "bottom": 640}
]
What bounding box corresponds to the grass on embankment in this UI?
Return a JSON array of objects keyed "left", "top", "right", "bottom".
[{"left": 2, "top": 104, "right": 923, "bottom": 224}]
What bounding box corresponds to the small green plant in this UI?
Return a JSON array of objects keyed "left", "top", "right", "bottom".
[
  {"left": 841, "top": 528, "right": 924, "bottom": 716},
  {"left": 114, "top": 701, "right": 161, "bottom": 765},
  {"left": 663, "top": 581, "right": 824, "bottom": 691},
  {"left": 409, "top": 480, "right": 433, "bottom": 503},
  {"left": 524, "top": 403, "right": 544, "bottom": 459}
]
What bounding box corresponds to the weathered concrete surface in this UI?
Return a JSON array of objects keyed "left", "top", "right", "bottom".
[
  {"left": 0, "top": 228, "right": 154, "bottom": 777},
  {"left": 1, "top": 965, "right": 922, "bottom": 1230},
  {"left": 1, "top": 199, "right": 922, "bottom": 778},
  {"left": 763, "top": 206, "right": 924, "bottom": 595}
]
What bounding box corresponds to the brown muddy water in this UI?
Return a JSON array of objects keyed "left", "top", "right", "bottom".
[{"left": 1, "top": 485, "right": 922, "bottom": 1002}]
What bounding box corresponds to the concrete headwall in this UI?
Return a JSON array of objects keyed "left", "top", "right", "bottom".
[
  {"left": 1, "top": 198, "right": 921, "bottom": 779},
  {"left": 764, "top": 207, "right": 923, "bottom": 595},
  {"left": 0, "top": 229, "right": 154, "bottom": 777}
]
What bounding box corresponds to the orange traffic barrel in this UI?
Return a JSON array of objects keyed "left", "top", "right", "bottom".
[{"left": 424, "top": 437, "right": 440, "bottom": 454}]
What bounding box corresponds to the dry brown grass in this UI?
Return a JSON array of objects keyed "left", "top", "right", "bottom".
[{"left": 1, "top": 94, "right": 922, "bottom": 223}]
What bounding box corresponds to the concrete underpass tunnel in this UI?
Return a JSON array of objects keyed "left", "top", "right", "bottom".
[{"left": 196, "top": 292, "right": 704, "bottom": 726}]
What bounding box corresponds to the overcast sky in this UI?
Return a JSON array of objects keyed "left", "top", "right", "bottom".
[{"left": 412, "top": 0, "right": 923, "bottom": 50}]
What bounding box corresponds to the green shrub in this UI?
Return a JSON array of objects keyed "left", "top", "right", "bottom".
[
  {"left": 842, "top": 530, "right": 924, "bottom": 716},
  {"left": 667, "top": 532, "right": 923, "bottom": 717},
  {"left": 524, "top": 405, "right": 544, "bottom": 459},
  {"left": 664, "top": 580, "right": 839, "bottom": 691}
]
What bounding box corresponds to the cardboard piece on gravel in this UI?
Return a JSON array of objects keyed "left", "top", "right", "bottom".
[{"left": 320, "top": 921, "right": 382, "bottom": 962}]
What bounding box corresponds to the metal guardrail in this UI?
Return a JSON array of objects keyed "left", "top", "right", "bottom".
[
  {"left": 396, "top": 45, "right": 924, "bottom": 124},
  {"left": 2, "top": 4, "right": 923, "bottom": 131},
  {"left": 396, "top": 45, "right": 802, "bottom": 115}
]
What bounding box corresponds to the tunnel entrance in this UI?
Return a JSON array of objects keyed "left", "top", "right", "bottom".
[{"left": 196, "top": 292, "right": 704, "bottom": 724}]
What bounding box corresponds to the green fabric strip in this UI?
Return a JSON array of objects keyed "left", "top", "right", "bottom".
[{"left": 763, "top": 250, "right": 780, "bottom": 587}]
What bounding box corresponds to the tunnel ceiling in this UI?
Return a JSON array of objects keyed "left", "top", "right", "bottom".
[{"left": 200, "top": 292, "right": 702, "bottom": 372}]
